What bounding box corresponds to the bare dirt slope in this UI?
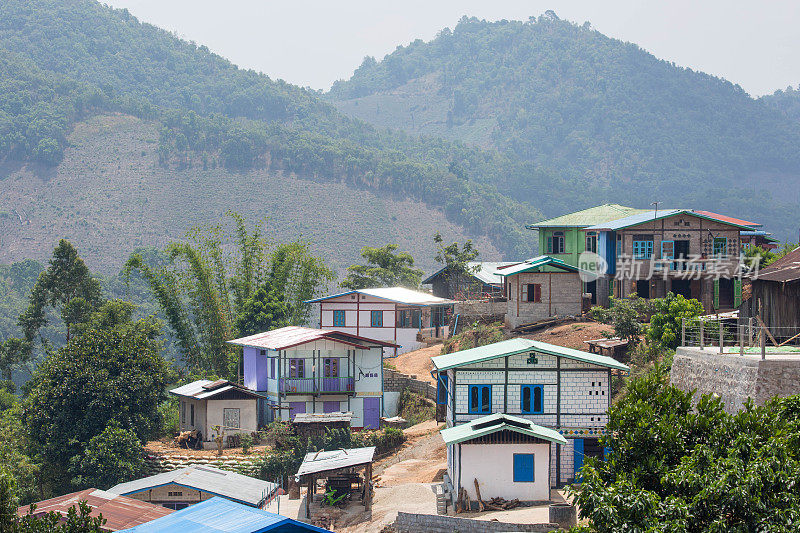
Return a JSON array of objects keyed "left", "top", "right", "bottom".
[
  {"left": 389, "top": 344, "right": 442, "bottom": 384},
  {"left": 0, "top": 114, "right": 501, "bottom": 273},
  {"left": 526, "top": 321, "right": 614, "bottom": 350}
]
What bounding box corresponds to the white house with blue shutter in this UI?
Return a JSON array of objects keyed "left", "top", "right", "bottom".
[{"left": 432, "top": 338, "right": 628, "bottom": 493}]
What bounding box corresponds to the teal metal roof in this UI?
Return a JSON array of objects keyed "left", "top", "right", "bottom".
[
  {"left": 440, "top": 413, "right": 567, "bottom": 446},
  {"left": 584, "top": 209, "right": 757, "bottom": 232},
  {"left": 495, "top": 256, "right": 581, "bottom": 277},
  {"left": 526, "top": 204, "right": 648, "bottom": 229},
  {"left": 431, "top": 338, "right": 629, "bottom": 372},
  {"left": 422, "top": 262, "right": 521, "bottom": 286}
]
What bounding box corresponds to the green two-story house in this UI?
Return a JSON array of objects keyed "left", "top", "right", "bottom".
[{"left": 526, "top": 204, "right": 647, "bottom": 306}]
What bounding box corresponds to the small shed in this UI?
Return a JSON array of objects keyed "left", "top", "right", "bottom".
[
  {"left": 423, "top": 262, "right": 521, "bottom": 300},
  {"left": 292, "top": 412, "right": 353, "bottom": 439},
  {"left": 295, "top": 447, "right": 376, "bottom": 518},
  {"left": 441, "top": 413, "right": 567, "bottom": 505},
  {"left": 117, "top": 496, "right": 332, "bottom": 532},
  {"left": 739, "top": 246, "right": 800, "bottom": 333},
  {"left": 170, "top": 379, "right": 265, "bottom": 447},
  {"left": 107, "top": 465, "right": 278, "bottom": 510}
]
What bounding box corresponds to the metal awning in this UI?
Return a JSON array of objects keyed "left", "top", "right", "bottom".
[{"left": 295, "top": 447, "right": 376, "bottom": 480}]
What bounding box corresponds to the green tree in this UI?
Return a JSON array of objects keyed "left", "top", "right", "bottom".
[
  {"left": 646, "top": 292, "right": 704, "bottom": 349},
  {"left": 235, "top": 285, "right": 288, "bottom": 338},
  {"left": 341, "top": 244, "right": 423, "bottom": 290},
  {"left": 590, "top": 296, "right": 650, "bottom": 344},
  {"left": 125, "top": 214, "right": 333, "bottom": 377},
  {"left": 569, "top": 365, "right": 800, "bottom": 532},
  {"left": 23, "top": 317, "right": 170, "bottom": 493},
  {"left": 18, "top": 240, "right": 102, "bottom": 346},
  {"left": 69, "top": 421, "right": 145, "bottom": 490},
  {"left": 0, "top": 406, "right": 39, "bottom": 505},
  {"left": 432, "top": 233, "right": 480, "bottom": 298}
]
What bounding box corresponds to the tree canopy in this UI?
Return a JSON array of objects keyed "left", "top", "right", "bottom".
[{"left": 340, "top": 244, "right": 423, "bottom": 290}]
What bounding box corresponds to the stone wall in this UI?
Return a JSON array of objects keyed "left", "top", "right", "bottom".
[
  {"left": 384, "top": 368, "right": 437, "bottom": 401},
  {"left": 454, "top": 300, "right": 507, "bottom": 322},
  {"left": 670, "top": 347, "right": 800, "bottom": 413},
  {"left": 393, "top": 512, "right": 558, "bottom": 533}
]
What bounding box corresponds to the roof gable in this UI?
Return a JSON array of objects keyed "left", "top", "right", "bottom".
[
  {"left": 754, "top": 246, "right": 800, "bottom": 282},
  {"left": 495, "top": 256, "right": 581, "bottom": 277},
  {"left": 170, "top": 380, "right": 265, "bottom": 401},
  {"left": 227, "top": 326, "right": 398, "bottom": 351},
  {"left": 422, "top": 262, "right": 522, "bottom": 285},
  {"left": 440, "top": 413, "right": 567, "bottom": 446},
  {"left": 585, "top": 209, "right": 757, "bottom": 232},
  {"left": 431, "top": 338, "right": 629, "bottom": 372},
  {"left": 527, "top": 204, "right": 648, "bottom": 229}
]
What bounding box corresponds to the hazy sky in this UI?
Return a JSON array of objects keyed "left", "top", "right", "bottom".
[{"left": 105, "top": 0, "right": 800, "bottom": 97}]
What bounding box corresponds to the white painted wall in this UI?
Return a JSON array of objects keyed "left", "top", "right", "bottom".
[{"left": 460, "top": 443, "right": 551, "bottom": 501}]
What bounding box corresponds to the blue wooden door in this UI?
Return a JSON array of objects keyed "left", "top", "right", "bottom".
[
  {"left": 363, "top": 398, "right": 380, "bottom": 429},
  {"left": 289, "top": 402, "right": 305, "bottom": 421},
  {"left": 573, "top": 438, "right": 584, "bottom": 481}
]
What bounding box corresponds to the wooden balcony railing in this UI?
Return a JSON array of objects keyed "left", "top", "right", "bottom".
[{"left": 279, "top": 376, "right": 355, "bottom": 395}]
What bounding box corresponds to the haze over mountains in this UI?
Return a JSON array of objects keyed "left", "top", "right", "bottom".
[{"left": 0, "top": 2, "right": 798, "bottom": 275}]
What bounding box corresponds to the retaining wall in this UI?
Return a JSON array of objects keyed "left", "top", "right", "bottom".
[
  {"left": 393, "top": 512, "right": 557, "bottom": 532},
  {"left": 670, "top": 347, "right": 800, "bottom": 413},
  {"left": 384, "top": 368, "right": 437, "bottom": 401}
]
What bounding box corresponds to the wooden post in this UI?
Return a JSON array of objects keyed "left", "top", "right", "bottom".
[
  {"left": 761, "top": 325, "right": 766, "bottom": 360},
  {"left": 719, "top": 320, "right": 723, "bottom": 354},
  {"left": 700, "top": 321, "right": 705, "bottom": 349},
  {"left": 364, "top": 463, "right": 372, "bottom": 510},
  {"left": 681, "top": 318, "right": 686, "bottom": 347},
  {"left": 748, "top": 317, "right": 754, "bottom": 347},
  {"left": 739, "top": 325, "right": 745, "bottom": 356},
  {"left": 306, "top": 476, "right": 313, "bottom": 519}
]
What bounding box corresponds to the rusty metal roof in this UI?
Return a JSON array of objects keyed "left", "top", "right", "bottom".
[
  {"left": 295, "top": 447, "right": 376, "bottom": 480},
  {"left": 754, "top": 246, "right": 800, "bottom": 282},
  {"left": 18, "top": 489, "right": 173, "bottom": 531},
  {"left": 293, "top": 412, "right": 353, "bottom": 424},
  {"left": 227, "top": 326, "right": 398, "bottom": 351}
]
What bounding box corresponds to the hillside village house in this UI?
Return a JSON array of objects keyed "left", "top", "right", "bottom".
[
  {"left": 496, "top": 256, "right": 585, "bottom": 329},
  {"left": 526, "top": 204, "right": 648, "bottom": 306},
  {"left": 423, "top": 261, "right": 520, "bottom": 300},
  {"left": 432, "top": 338, "right": 629, "bottom": 489},
  {"left": 171, "top": 379, "right": 264, "bottom": 448},
  {"left": 440, "top": 413, "right": 567, "bottom": 504},
  {"left": 306, "top": 287, "right": 454, "bottom": 356},
  {"left": 228, "top": 326, "right": 397, "bottom": 429},
  {"left": 585, "top": 209, "right": 756, "bottom": 312}
]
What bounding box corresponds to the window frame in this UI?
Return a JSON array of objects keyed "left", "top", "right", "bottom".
[
  {"left": 270, "top": 357, "right": 275, "bottom": 380},
  {"left": 547, "top": 231, "right": 565, "bottom": 254},
  {"left": 632, "top": 240, "right": 654, "bottom": 259},
  {"left": 223, "top": 407, "right": 241, "bottom": 430},
  {"left": 523, "top": 283, "right": 542, "bottom": 303},
  {"left": 468, "top": 384, "right": 492, "bottom": 414},
  {"left": 521, "top": 385, "right": 544, "bottom": 414},
  {"left": 713, "top": 237, "right": 727, "bottom": 257},
  {"left": 585, "top": 232, "right": 597, "bottom": 253},
  {"left": 289, "top": 358, "right": 305, "bottom": 379},
  {"left": 333, "top": 309, "right": 345, "bottom": 327},
  {"left": 513, "top": 453, "right": 535, "bottom": 483},
  {"left": 370, "top": 310, "right": 383, "bottom": 327}
]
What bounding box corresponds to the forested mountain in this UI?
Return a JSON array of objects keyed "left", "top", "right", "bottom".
[
  {"left": 0, "top": 0, "right": 546, "bottom": 267},
  {"left": 762, "top": 85, "right": 800, "bottom": 123},
  {"left": 329, "top": 14, "right": 800, "bottom": 241}
]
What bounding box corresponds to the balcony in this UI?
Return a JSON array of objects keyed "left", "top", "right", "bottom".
[{"left": 279, "top": 376, "right": 355, "bottom": 395}]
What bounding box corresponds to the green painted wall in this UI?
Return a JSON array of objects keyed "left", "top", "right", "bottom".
[{"left": 537, "top": 227, "right": 586, "bottom": 270}]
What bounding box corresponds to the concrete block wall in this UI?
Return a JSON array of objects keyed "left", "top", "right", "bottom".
[
  {"left": 560, "top": 372, "right": 609, "bottom": 414},
  {"left": 548, "top": 440, "right": 576, "bottom": 485},
  {"left": 393, "top": 512, "right": 558, "bottom": 532},
  {"left": 384, "top": 368, "right": 437, "bottom": 401},
  {"left": 670, "top": 347, "right": 800, "bottom": 413}
]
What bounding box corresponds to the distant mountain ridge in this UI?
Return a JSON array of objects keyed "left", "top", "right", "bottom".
[{"left": 329, "top": 14, "right": 800, "bottom": 241}]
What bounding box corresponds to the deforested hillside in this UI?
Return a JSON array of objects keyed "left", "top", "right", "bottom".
[
  {"left": 329, "top": 14, "right": 800, "bottom": 240},
  {"left": 0, "top": 0, "right": 547, "bottom": 264}
]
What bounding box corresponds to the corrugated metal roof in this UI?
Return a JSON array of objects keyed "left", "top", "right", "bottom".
[
  {"left": 19, "top": 489, "right": 173, "bottom": 531},
  {"left": 227, "top": 326, "right": 398, "bottom": 351},
  {"left": 693, "top": 210, "right": 761, "bottom": 228},
  {"left": 306, "top": 287, "right": 454, "bottom": 306},
  {"left": 741, "top": 230, "right": 780, "bottom": 243},
  {"left": 293, "top": 412, "right": 353, "bottom": 424},
  {"left": 584, "top": 209, "right": 757, "bottom": 232},
  {"left": 422, "top": 262, "right": 521, "bottom": 286},
  {"left": 526, "top": 204, "right": 648, "bottom": 229},
  {"left": 431, "top": 338, "right": 629, "bottom": 372},
  {"left": 170, "top": 380, "right": 265, "bottom": 400},
  {"left": 107, "top": 466, "right": 277, "bottom": 508},
  {"left": 117, "top": 497, "right": 331, "bottom": 533},
  {"left": 494, "top": 256, "right": 581, "bottom": 277},
  {"left": 753, "top": 246, "right": 800, "bottom": 282},
  {"left": 295, "top": 447, "right": 376, "bottom": 479},
  {"left": 440, "top": 413, "right": 567, "bottom": 446}
]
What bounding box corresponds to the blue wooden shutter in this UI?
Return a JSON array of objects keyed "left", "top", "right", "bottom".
[
  {"left": 513, "top": 454, "right": 535, "bottom": 482},
  {"left": 573, "top": 439, "right": 584, "bottom": 481}
]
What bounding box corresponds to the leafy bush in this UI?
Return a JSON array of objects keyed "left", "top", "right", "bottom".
[
  {"left": 443, "top": 321, "right": 506, "bottom": 354},
  {"left": 398, "top": 388, "right": 436, "bottom": 426},
  {"left": 569, "top": 365, "right": 800, "bottom": 532},
  {"left": 240, "top": 433, "right": 254, "bottom": 455},
  {"left": 69, "top": 420, "right": 145, "bottom": 490},
  {"left": 590, "top": 296, "right": 650, "bottom": 344},
  {"left": 646, "top": 292, "right": 704, "bottom": 349}
]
